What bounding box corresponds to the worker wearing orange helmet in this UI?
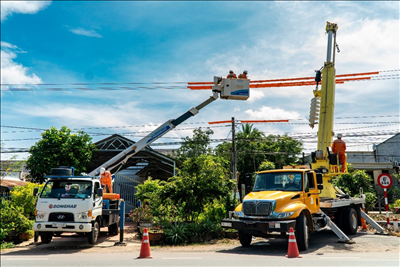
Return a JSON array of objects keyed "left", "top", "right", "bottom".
[
  {"left": 332, "top": 133, "right": 347, "bottom": 172},
  {"left": 227, "top": 70, "right": 237, "bottom": 79},
  {"left": 99, "top": 167, "right": 113, "bottom": 193},
  {"left": 238, "top": 70, "right": 248, "bottom": 79}
]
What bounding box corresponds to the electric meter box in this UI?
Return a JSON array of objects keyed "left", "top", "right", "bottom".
[{"left": 220, "top": 79, "right": 250, "bottom": 100}]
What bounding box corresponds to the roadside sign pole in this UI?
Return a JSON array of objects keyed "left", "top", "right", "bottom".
[
  {"left": 384, "top": 188, "right": 390, "bottom": 228},
  {"left": 377, "top": 173, "right": 393, "bottom": 229}
]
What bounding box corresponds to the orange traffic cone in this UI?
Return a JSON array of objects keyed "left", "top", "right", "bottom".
[
  {"left": 137, "top": 228, "right": 152, "bottom": 259},
  {"left": 286, "top": 227, "right": 301, "bottom": 258},
  {"left": 361, "top": 209, "right": 368, "bottom": 230}
]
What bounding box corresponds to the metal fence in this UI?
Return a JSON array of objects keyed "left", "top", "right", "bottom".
[{"left": 113, "top": 171, "right": 142, "bottom": 215}]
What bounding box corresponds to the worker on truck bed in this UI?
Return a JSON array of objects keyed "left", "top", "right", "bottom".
[
  {"left": 100, "top": 167, "right": 113, "bottom": 193},
  {"left": 238, "top": 70, "right": 248, "bottom": 79},
  {"left": 332, "top": 133, "right": 346, "bottom": 172},
  {"left": 227, "top": 70, "right": 237, "bottom": 79}
]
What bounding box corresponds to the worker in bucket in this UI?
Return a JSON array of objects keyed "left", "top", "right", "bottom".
[
  {"left": 99, "top": 167, "right": 113, "bottom": 193},
  {"left": 227, "top": 70, "right": 237, "bottom": 79},
  {"left": 238, "top": 70, "right": 248, "bottom": 79},
  {"left": 332, "top": 133, "right": 347, "bottom": 172}
]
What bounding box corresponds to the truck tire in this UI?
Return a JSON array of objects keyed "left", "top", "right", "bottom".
[
  {"left": 238, "top": 230, "right": 252, "bottom": 247},
  {"left": 334, "top": 208, "right": 344, "bottom": 230},
  {"left": 88, "top": 221, "right": 100, "bottom": 244},
  {"left": 34, "top": 231, "right": 39, "bottom": 242},
  {"left": 342, "top": 207, "right": 358, "bottom": 235},
  {"left": 40, "top": 232, "right": 53, "bottom": 244},
  {"left": 295, "top": 213, "right": 308, "bottom": 251},
  {"left": 108, "top": 221, "right": 119, "bottom": 236}
]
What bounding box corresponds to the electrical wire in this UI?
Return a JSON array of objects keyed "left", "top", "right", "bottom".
[{"left": 1, "top": 70, "right": 398, "bottom": 91}]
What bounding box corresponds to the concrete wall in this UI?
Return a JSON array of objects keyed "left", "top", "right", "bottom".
[
  {"left": 347, "top": 151, "right": 376, "bottom": 164},
  {"left": 375, "top": 134, "right": 400, "bottom": 163}
]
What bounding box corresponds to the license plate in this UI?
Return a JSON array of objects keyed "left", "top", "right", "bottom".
[
  {"left": 52, "top": 223, "right": 66, "bottom": 228},
  {"left": 221, "top": 222, "right": 232, "bottom": 227}
]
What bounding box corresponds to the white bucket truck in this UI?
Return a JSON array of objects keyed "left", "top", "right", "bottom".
[{"left": 33, "top": 167, "right": 124, "bottom": 244}]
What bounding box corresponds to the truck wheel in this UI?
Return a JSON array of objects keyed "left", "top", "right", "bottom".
[
  {"left": 108, "top": 221, "right": 119, "bottom": 236},
  {"left": 342, "top": 207, "right": 358, "bottom": 235},
  {"left": 34, "top": 231, "right": 39, "bottom": 242},
  {"left": 238, "top": 230, "right": 252, "bottom": 247},
  {"left": 40, "top": 232, "right": 53, "bottom": 244},
  {"left": 295, "top": 213, "right": 308, "bottom": 251},
  {"left": 88, "top": 221, "right": 100, "bottom": 244},
  {"left": 334, "top": 208, "right": 344, "bottom": 230}
]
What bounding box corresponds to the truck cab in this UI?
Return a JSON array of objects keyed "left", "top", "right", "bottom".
[
  {"left": 222, "top": 169, "right": 325, "bottom": 251},
  {"left": 33, "top": 167, "right": 121, "bottom": 244}
]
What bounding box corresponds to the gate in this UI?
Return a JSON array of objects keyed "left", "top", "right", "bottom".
[{"left": 113, "top": 171, "right": 142, "bottom": 215}]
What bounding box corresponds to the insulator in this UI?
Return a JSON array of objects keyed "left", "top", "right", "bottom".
[{"left": 309, "top": 97, "right": 321, "bottom": 128}]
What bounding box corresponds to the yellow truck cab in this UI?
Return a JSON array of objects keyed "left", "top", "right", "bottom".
[{"left": 222, "top": 169, "right": 325, "bottom": 251}]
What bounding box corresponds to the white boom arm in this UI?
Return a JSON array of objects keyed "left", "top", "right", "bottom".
[{"left": 88, "top": 77, "right": 250, "bottom": 176}]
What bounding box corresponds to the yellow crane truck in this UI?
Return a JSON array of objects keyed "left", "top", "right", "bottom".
[{"left": 221, "top": 22, "right": 384, "bottom": 251}]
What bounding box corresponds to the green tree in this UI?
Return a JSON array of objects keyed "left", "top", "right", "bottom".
[
  {"left": 164, "top": 155, "right": 234, "bottom": 222},
  {"left": 334, "top": 170, "right": 374, "bottom": 196},
  {"left": 26, "top": 126, "right": 97, "bottom": 183},
  {"left": 173, "top": 128, "right": 214, "bottom": 162},
  {"left": 216, "top": 124, "right": 303, "bottom": 194},
  {"left": 258, "top": 160, "right": 275, "bottom": 171}
]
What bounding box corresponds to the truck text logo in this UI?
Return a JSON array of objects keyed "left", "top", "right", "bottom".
[{"left": 49, "top": 204, "right": 77, "bottom": 209}]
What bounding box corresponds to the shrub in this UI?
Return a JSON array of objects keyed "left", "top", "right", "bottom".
[
  {"left": 10, "top": 182, "right": 44, "bottom": 220},
  {"left": 356, "top": 192, "right": 377, "bottom": 211},
  {"left": 0, "top": 200, "right": 33, "bottom": 239},
  {"left": 186, "top": 222, "right": 204, "bottom": 237},
  {"left": 389, "top": 199, "right": 400, "bottom": 212},
  {"left": 387, "top": 186, "right": 400, "bottom": 204},
  {"left": 163, "top": 221, "right": 189, "bottom": 245},
  {"left": 198, "top": 199, "right": 227, "bottom": 223},
  {"left": 334, "top": 170, "right": 373, "bottom": 196},
  {"left": 1, "top": 242, "right": 15, "bottom": 250},
  {"left": 129, "top": 202, "right": 153, "bottom": 223}
]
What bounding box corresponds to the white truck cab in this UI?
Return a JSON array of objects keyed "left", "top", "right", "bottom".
[{"left": 33, "top": 167, "right": 121, "bottom": 244}]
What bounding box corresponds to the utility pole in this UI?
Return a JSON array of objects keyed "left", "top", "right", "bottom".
[
  {"left": 231, "top": 117, "right": 236, "bottom": 181},
  {"left": 231, "top": 117, "right": 239, "bottom": 200}
]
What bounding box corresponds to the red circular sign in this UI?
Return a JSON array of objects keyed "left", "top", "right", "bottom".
[{"left": 377, "top": 173, "right": 393, "bottom": 189}]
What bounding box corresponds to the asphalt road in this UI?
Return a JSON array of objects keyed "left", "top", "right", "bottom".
[
  {"left": 1, "top": 251, "right": 399, "bottom": 267},
  {"left": 1, "top": 228, "right": 399, "bottom": 267}
]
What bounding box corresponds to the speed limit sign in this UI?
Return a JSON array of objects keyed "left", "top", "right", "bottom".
[{"left": 377, "top": 173, "right": 392, "bottom": 189}]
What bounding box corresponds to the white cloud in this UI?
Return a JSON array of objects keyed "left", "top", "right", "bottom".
[
  {"left": 1, "top": 1, "right": 51, "bottom": 21},
  {"left": 68, "top": 27, "right": 103, "bottom": 38},
  {"left": 1, "top": 42, "right": 42, "bottom": 86},
  {"left": 245, "top": 106, "right": 303, "bottom": 120},
  {"left": 247, "top": 89, "right": 264, "bottom": 103}
]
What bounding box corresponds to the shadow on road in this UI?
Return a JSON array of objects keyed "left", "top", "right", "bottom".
[
  {"left": 1, "top": 230, "right": 126, "bottom": 256},
  {"left": 216, "top": 228, "right": 373, "bottom": 256}
]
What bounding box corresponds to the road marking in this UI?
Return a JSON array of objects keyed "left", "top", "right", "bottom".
[
  {"left": 162, "top": 257, "right": 202, "bottom": 259},
  {"left": 319, "top": 257, "right": 360, "bottom": 259}
]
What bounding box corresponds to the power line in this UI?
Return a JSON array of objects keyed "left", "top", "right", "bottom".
[{"left": 1, "top": 70, "right": 398, "bottom": 91}]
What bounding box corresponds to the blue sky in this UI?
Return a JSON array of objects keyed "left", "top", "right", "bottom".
[{"left": 1, "top": 1, "right": 399, "bottom": 160}]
